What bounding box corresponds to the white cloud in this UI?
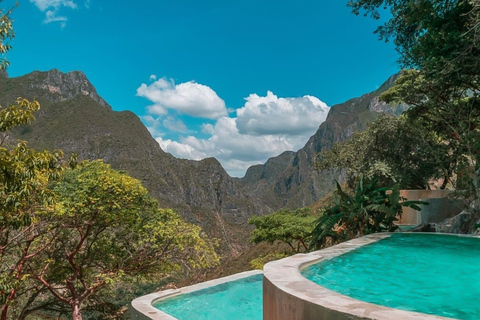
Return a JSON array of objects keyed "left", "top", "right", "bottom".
[
  {"left": 137, "top": 77, "right": 228, "bottom": 119},
  {"left": 236, "top": 91, "right": 329, "bottom": 136},
  {"left": 162, "top": 116, "right": 188, "bottom": 132},
  {"left": 31, "top": 0, "right": 77, "bottom": 11},
  {"left": 154, "top": 108, "right": 328, "bottom": 177},
  {"left": 30, "top": 0, "right": 88, "bottom": 25},
  {"left": 140, "top": 77, "right": 330, "bottom": 177},
  {"left": 44, "top": 10, "right": 67, "bottom": 24},
  {"left": 149, "top": 74, "right": 157, "bottom": 81}
]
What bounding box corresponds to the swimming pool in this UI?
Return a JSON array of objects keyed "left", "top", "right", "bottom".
[
  {"left": 153, "top": 273, "right": 262, "bottom": 320},
  {"left": 130, "top": 270, "right": 262, "bottom": 320},
  {"left": 301, "top": 233, "right": 480, "bottom": 320},
  {"left": 264, "top": 233, "right": 469, "bottom": 320}
]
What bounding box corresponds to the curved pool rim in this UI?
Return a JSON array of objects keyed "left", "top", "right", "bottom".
[
  {"left": 263, "top": 232, "right": 479, "bottom": 320},
  {"left": 130, "top": 270, "right": 262, "bottom": 320}
]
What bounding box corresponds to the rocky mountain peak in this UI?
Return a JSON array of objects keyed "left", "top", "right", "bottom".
[{"left": 27, "top": 69, "right": 111, "bottom": 109}]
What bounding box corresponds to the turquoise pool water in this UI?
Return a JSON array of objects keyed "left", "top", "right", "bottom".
[
  {"left": 302, "top": 233, "right": 480, "bottom": 320},
  {"left": 153, "top": 274, "right": 262, "bottom": 320}
]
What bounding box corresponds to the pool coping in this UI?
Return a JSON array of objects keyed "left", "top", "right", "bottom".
[
  {"left": 129, "top": 269, "right": 263, "bottom": 320},
  {"left": 263, "top": 232, "right": 472, "bottom": 320}
]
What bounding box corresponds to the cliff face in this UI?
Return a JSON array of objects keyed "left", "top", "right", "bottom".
[
  {"left": 0, "top": 69, "right": 271, "bottom": 255},
  {"left": 240, "top": 74, "right": 409, "bottom": 209}
]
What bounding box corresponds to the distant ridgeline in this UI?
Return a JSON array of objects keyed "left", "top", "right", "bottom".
[{"left": 0, "top": 69, "right": 407, "bottom": 255}]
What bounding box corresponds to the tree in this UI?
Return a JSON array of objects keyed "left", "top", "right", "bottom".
[
  {"left": 348, "top": 0, "right": 479, "bottom": 93},
  {"left": 348, "top": 0, "right": 480, "bottom": 210},
  {"left": 309, "top": 175, "right": 424, "bottom": 249},
  {"left": 380, "top": 70, "right": 480, "bottom": 196},
  {"left": 249, "top": 208, "right": 316, "bottom": 253},
  {"left": 0, "top": 98, "right": 65, "bottom": 320},
  {"left": 33, "top": 160, "right": 218, "bottom": 320},
  {"left": 316, "top": 114, "right": 447, "bottom": 189}
]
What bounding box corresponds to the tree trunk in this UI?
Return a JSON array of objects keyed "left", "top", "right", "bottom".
[
  {"left": 1, "top": 287, "right": 17, "bottom": 320},
  {"left": 1, "top": 303, "right": 9, "bottom": 320},
  {"left": 72, "top": 302, "right": 82, "bottom": 320}
]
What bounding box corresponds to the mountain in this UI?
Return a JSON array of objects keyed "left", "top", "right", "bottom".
[
  {"left": 239, "top": 74, "right": 409, "bottom": 209},
  {"left": 0, "top": 69, "right": 407, "bottom": 257},
  {"left": 0, "top": 69, "right": 271, "bottom": 256}
]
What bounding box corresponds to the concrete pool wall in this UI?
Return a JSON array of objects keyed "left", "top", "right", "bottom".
[
  {"left": 129, "top": 270, "right": 262, "bottom": 320},
  {"left": 263, "top": 233, "right": 456, "bottom": 320}
]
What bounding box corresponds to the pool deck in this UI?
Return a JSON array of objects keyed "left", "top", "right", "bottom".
[
  {"left": 129, "top": 270, "right": 262, "bottom": 319},
  {"left": 263, "top": 232, "right": 459, "bottom": 320}
]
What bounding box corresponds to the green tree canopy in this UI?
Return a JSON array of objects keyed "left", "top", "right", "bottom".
[
  {"left": 380, "top": 70, "right": 480, "bottom": 195},
  {"left": 31, "top": 160, "right": 218, "bottom": 320},
  {"left": 316, "top": 114, "right": 447, "bottom": 189},
  {"left": 0, "top": 98, "right": 65, "bottom": 320},
  {"left": 249, "top": 208, "right": 316, "bottom": 253},
  {"left": 348, "top": 0, "right": 479, "bottom": 93},
  {"left": 347, "top": 0, "right": 480, "bottom": 207},
  {"left": 0, "top": 0, "right": 15, "bottom": 70}
]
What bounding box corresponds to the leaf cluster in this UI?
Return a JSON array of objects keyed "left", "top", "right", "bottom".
[
  {"left": 309, "top": 175, "right": 425, "bottom": 249},
  {"left": 348, "top": 0, "right": 479, "bottom": 93},
  {"left": 249, "top": 208, "right": 316, "bottom": 253},
  {"left": 348, "top": 0, "right": 480, "bottom": 206},
  {"left": 316, "top": 114, "right": 446, "bottom": 189},
  {"left": 28, "top": 160, "right": 219, "bottom": 318},
  {"left": 0, "top": 1, "right": 15, "bottom": 70}
]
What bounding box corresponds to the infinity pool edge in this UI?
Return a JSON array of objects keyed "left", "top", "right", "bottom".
[{"left": 130, "top": 270, "right": 262, "bottom": 320}]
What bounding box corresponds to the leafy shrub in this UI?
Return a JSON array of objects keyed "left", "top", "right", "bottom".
[
  {"left": 309, "top": 175, "right": 425, "bottom": 249},
  {"left": 249, "top": 208, "right": 316, "bottom": 253}
]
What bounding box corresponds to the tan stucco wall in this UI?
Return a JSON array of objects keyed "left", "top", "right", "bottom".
[{"left": 397, "top": 190, "right": 464, "bottom": 225}]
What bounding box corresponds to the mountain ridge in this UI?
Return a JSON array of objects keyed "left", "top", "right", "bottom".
[
  {"left": 239, "top": 73, "right": 408, "bottom": 209},
  {"left": 1, "top": 69, "right": 272, "bottom": 256},
  {"left": 1, "top": 68, "right": 406, "bottom": 254}
]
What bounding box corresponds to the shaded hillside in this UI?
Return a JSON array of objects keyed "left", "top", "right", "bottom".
[
  {"left": 240, "top": 74, "right": 409, "bottom": 209},
  {"left": 0, "top": 69, "right": 271, "bottom": 255}
]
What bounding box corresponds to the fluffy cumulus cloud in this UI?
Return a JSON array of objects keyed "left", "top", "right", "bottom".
[
  {"left": 236, "top": 91, "right": 329, "bottom": 136},
  {"left": 30, "top": 0, "right": 85, "bottom": 26},
  {"left": 156, "top": 116, "right": 305, "bottom": 176},
  {"left": 142, "top": 85, "right": 330, "bottom": 177},
  {"left": 137, "top": 78, "right": 228, "bottom": 119}
]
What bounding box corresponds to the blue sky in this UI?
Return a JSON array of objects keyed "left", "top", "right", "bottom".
[{"left": 6, "top": 0, "right": 398, "bottom": 177}]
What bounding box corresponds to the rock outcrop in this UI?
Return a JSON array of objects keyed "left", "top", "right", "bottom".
[{"left": 26, "top": 69, "right": 111, "bottom": 108}]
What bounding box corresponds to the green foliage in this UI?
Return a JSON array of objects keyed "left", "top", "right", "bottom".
[
  {"left": 309, "top": 175, "right": 425, "bottom": 249},
  {"left": 347, "top": 0, "right": 480, "bottom": 208},
  {"left": 316, "top": 115, "right": 446, "bottom": 189},
  {"left": 348, "top": 0, "right": 478, "bottom": 93},
  {"left": 0, "top": 1, "right": 15, "bottom": 70},
  {"left": 381, "top": 71, "right": 480, "bottom": 193},
  {"left": 249, "top": 208, "right": 316, "bottom": 252},
  {"left": 0, "top": 98, "right": 65, "bottom": 319},
  {"left": 30, "top": 160, "right": 218, "bottom": 319},
  {"left": 249, "top": 252, "right": 289, "bottom": 270}
]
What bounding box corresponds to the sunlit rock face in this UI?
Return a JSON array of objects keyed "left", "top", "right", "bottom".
[{"left": 27, "top": 69, "right": 111, "bottom": 108}]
